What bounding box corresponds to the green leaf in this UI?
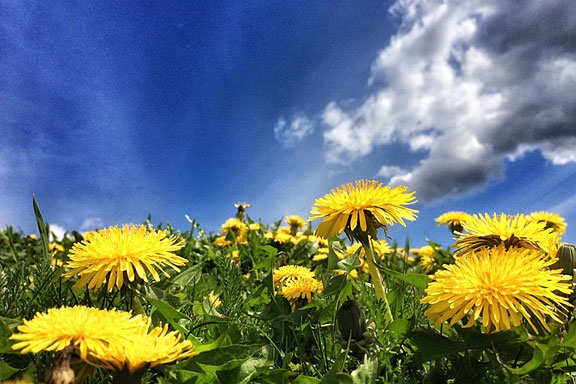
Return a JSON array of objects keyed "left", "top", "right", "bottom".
[
  {"left": 293, "top": 375, "right": 321, "bottom": 384},
  {"left": 387, "top": 318, "right": 412, "bottom": 342},
  {"left": 147, "top": 297, "right": 190, "bottom": 335},
  {"left": 0, "top": 318, "right": 15, "bottom": 354},
  {"left": 380, "top": 268, "right": 431, "bottom": 290},
  {"left": 32, "top": 195, "right": 50, "bottom": 263},
  {"left": 0, "top": 359, "right": 19, "bottom": 381},
  {"left": 409, "top": 330, "right": 466, "bottom": 362},
  {"left": 504, "top": 347, "right": 544, "bottom": 375}
]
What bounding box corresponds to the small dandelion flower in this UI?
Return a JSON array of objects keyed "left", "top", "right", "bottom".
[
  {"left": 412, "top": 246, "right": 436, "bottom": 272},
  {"left": 435, "top": 211, "right": 472, "bottom": 234},
  {"left": 421, "top": 245, "right": 572, "bottom": 333},
  {"left": 221, "top": 218, "right": 248, "bottom": 237},
  {"left": 454, "top": 213, "right": 556, "bottom": 256},
  {"left": 248, "top": 223, "right": 261, "bottom": 231},
  {"left": 286, "top": 215, "right": 306, "bottom": 235},
  {"left": 309, "top": 180, "right": 418, "bottom": 241},
  {"left": 279, "top": 277, "right": 323, "bottom": 304},
  {"left": 205, "top": 292, "right": 222, "bottom": 309},
  {"left": 527, "top": 211, "right": 567, "bottom": 235},
  {"left": 10, "top": 306, "right": 148, "bottom": 361},
  {"left": 273, "top": 265, "right": 316, "bottom": 286},
  {"left": 64, "top": 225, "right": 187, "bottom": 292}
]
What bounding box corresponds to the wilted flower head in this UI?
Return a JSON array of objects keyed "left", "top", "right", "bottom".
[
  {"left": 64, "top": 225, "right": 187, "bottom": 292},
  {"left": 234, "top": 202, "right": 250, "bottom": 220},
  {"left": 453, "top": 213, "right": 556, "bottom": 256},
  {"left": 309, "top": 180, "right": 417, "bottom": 242},
  {"left": 435, "top": 211, "right": 472, "bottom": 234},
  {"left": 421, "top": 245, "right": 572, "bottom": 333},
  {"left": 527, "top": 211, "right": 567, "bottom": 235}
]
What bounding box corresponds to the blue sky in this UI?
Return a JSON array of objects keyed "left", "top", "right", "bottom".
[{"left": 2, "top": 0, "right": 576, "bottom": 248}]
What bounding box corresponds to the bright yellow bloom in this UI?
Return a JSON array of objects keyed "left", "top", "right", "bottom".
[
  {"left": 249, "top": 223, "right": 261, "bottom": 231},
  {"left": 1, "top": 376, "right": 33, "bottom": 384},
  {"left": 453, "top": 213, "right": 556, "bottom": 256},
  {"left": 273, "top": 265, "right": 315, "bottom": 286},
  {"left": 64, "top": 225, "right": 186, "bottom": 292},
  {"left": 49, "top": 243, "right": 65, "bottom": 254},
  {"left": 214, "top": 236, "right": 232, "bottom": 247},
  {"left": 435, "top": 211, "right": 472, "bottom": 233},
  {"left": 279, "top": 277, "right": 323, "bottom": 304},
  {"left": 527, "top": 211, "right": 567, "bottom": 235},
  {"left": 345, "top": 240, "right": 392, "bottom": 273},
  {"left": 274, "top": 230, "right": 294, "bottom": 244},
  {"left": 411, "top": 246, "right": 436, "bottom": 271},
  {"left": 421, "top": 245, "right": 572, "bottom": 333},
  {"left": 205, "top": 292, "right": 222, "bottom": 309},
  {"left": 221, "top": 218, "right": 248, "bottom": 236},
  {"left": 286, "top": 215, "right": 306, "bottom": 231},
  {"left": 310, "top": 180, "right": 418, "bottom": 240},
  {"left": 93, "top": 324, "right": 195, "bottom": 374},
  {"left": 10, "top": 306, "right": 148, "bottom": 361}
]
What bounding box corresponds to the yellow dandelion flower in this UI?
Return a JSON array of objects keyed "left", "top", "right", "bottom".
[
  {"left": 263, "top": 231, "right": 274, "bottom": 240},
  {"left": 214, "top": 236, "right": 232, "bottom": 247},
  {"left": 64, "top": 225, "right": 187, "bottom": 292},
  {"left": 286, "top": 215, "right": 306, "bottom": 235},
  {"left": 273, "top": 265, "right": 315, "bottom": 286},
  {"left": 221, "top": 218, "right": 248, "bottom": 236},
  {"left": 421, "top": 245, "right": 572, "bottom": 333},
  {"left": 435, "top": 211, "right": 472, "bottom": 234},
  {"left": 10, "top": 306, "right": 148, "bottom": 361},
  {"left": 1, "top": 376, "right": 33, "bottom": 384},
  {"left": 93, "top": 324, "right": 195, "bottom": 374},
  {"left": 274, "top": 232, "right": 294, "bottom": 244},
  {"left": 49, "top": 243, "right": 65, "bottom": 254},
  {"left": 454, "top": 213, "right": 556, "bottom": 256},
  {"left": 306, "top": 235, "right": 329, "bottom": 246},
  {"left": 309, "top": 180, "right": 418, "bottom": 241},
  {"left": 205, "top": 292, "right": 222, "bottom": 309},
  {"left": 249, "top": 223, "right": 261, "bottom": 231},
  {"left": 279, "top": 277, "right": 323, "bottom": 304},
  {"left": 527, "top": 211, "right": 567, "bottom": 235}
]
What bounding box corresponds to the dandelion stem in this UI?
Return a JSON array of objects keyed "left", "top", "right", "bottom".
[{"left": 362, "top": 240, "right": 393, "bottom": 323}]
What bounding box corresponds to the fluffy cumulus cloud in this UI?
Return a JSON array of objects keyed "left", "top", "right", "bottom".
[
  {"left": 313, "top": 0, "right": 576, "bottom": 201},
  {"left": 274, "top": 113, "right": 314, "bottom": 147}
]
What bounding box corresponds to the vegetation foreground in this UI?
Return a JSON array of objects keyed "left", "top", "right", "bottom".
[{"left": 1, "top": 180, "right": 575, "bottom": 383}]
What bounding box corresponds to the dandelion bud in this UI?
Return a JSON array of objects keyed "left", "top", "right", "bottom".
[{"left": 337, "top": 300, "right": 367, "bottom": 342}]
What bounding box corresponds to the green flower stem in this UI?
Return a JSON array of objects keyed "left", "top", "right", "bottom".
[
  {"left": 112, "top": 366, "right": 148, "bottom": 384},
  {"left": 362, "top": 241, "right": 394, "bottom": 323}
]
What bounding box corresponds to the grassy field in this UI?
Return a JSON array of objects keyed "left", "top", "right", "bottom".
[{"left": 0, "top": 188, "right": 574, "bottom": 384}]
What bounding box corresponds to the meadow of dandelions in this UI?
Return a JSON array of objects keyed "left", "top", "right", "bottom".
[{"left": 0, "top": 181, "right": 575, "bottom": 383}]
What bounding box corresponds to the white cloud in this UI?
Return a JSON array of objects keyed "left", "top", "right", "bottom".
[
  {"left": 315, "top": 0, "right": 576, "bottom": 201},
  {"left": 376, "top": 165, "right": 407, "bottom": 179},
  {"left": 80, "top": 217, "right": 105, "bottom": 231},
  {"left": 49, "top": 223, "right": 67, "bottom": 241},
  {"left": 274, "top": 113, "right": 314, "bottom": 147}
]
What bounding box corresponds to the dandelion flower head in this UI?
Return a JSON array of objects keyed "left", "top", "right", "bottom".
[
  {"left": 273, "top": 265, "right": 316, "bottom": 286},
  {"left": 309, "top": 180, "right": 418, "bottom": 240},
  {"left": 279, "top": 277, "right": 323, "bottom": 304},
  {"left": 435, "top": 211, "right": 472, "bottom": 233},
  {"left": 10, "top": 306, "right": 148, "bottom": 361},
  {"left": 64, "top": 225, "right": 187, "bottom": 292},
  {"left": 93, "top": 324, "right": 195, "bottom": 374},
  {"left": 286, "top": 215, "right": 307, "bottom": 231},
  {"left": 453, "top": 213, "right": 556, "bottom": 256},
  {"left": 527, "top": 211, "right": 567, "bottom": 235},
  {"left": 421, "top": 244, "right": 572, "bottom": 333}
]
